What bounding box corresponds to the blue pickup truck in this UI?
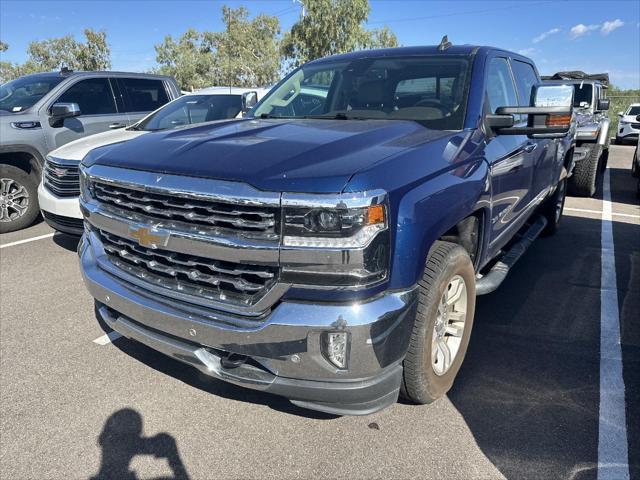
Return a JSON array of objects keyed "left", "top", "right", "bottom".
[{"left": 78, "top": 43, "right": 574, "bottom": 415}]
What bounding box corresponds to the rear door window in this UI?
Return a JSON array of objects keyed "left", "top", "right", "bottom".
[
  {"left": 485, "top": 57, "right": 518, "bottom": 113},
  {"left": 511, "top": 60, "right": 539, "bottom": 107},
  {"left": 56, "top": 78, "right": 117, "bottom": 115},
  {"left": 117, "top": 78, "right": 170, "bottom": 113}
]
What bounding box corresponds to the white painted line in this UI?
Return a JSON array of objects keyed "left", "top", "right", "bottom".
[
  {"left": 93, "top": 331, "right": 122, "bottom": 346},
  {"left": 597, "top": 167, "right": 630, "bottom": 480},
  {"left": 564, "top": 207, "right": 640, "bottom": 220},
  {"left": 0, "top": 232, "right": 55, "bottom": 249}
]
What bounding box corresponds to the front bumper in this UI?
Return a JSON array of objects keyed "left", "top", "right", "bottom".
[
  {"left": 37, "top": 183, "right": 83, "bottom": 235},
  {"left": 80, "top": 234, "right": 418, "bottom": 415},
  {"left": 618, "top": 123, "right": 639, "bottom": 140}
]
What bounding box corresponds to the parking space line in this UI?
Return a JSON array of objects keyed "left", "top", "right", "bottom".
[
  {"left": 597, "top": 167, "right": 630, "bottom": 480},
  {"left": 564, "top": 207, "right": 640, "bottom": 220},
  {"left": 93, "top": 332, "right": 122, "bottom": 346},
  {"left": 0, "top": 233, "right": 55, "bottom": 249}
]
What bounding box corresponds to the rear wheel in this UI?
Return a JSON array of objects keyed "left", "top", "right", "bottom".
[
  {"left": 541, "top": 177, "right": 567, "bottom": 236},
  {"left": 401, "top": 241, "right": 476, "bottom": 404},
  {"left": 569, "top": 144, "right": 601, "bottom": 197},
  {"left": 0, "top": 165, "right": 39, "bottom": 234}
]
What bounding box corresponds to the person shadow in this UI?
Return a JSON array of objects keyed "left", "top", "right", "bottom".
[{"left": 91, "top": 408, "right": 190, "bottom": 480}]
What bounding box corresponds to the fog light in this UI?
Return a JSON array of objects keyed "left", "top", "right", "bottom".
[{"left": 321, "top": 331, "right": 350, "bottom": 369}]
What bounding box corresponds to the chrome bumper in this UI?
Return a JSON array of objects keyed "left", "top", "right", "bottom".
[{"left": 80, "top": 234, "right": 418, "bottom": 415}]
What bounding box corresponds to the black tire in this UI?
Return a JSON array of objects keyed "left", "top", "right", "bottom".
[
  {"left": 568, "top": 144, "right": 601, "bottom": 197},
  {"left": 632, "top": 150, "right": 639, "bottom": 178},
  {"left": 541, "top": 177, "right": 567, "bottom": 236},
  {"left": 0, "top": 164, "right": 40, "bottom": 234},
  {"left": 401, "top": 241, "right": 476, "bottom": 404},
  {"left": 600, "top": 147, "right": 609, "bottom": 172}
]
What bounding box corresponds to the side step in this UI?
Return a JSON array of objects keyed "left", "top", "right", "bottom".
[{"left": 476, "top": 216, "right": 548, "bottom": 295}]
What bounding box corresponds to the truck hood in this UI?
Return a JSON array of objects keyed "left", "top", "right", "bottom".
[
  {"left": 49, "top": 128, "right": 147, "bottom": 161},
  {"left": 84, "top": 118, "right": 452, "bottom": 193}
]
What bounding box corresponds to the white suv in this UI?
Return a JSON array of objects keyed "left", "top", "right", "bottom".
[
  {"left": 616, "top": 103, "right": 640, "bottom": 144},
  {"left": 38, "top": 86, "right": 269, "bottom": 235}
]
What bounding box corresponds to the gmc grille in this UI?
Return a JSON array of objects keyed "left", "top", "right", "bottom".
[{"left": 44, "top": 158, "right": 80, "bottom": 197}]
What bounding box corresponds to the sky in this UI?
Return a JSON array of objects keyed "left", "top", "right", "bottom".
[{"left": 1, "top": 0, "right": 639, "bottom": 89}]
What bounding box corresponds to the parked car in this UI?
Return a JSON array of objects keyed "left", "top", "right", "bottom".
[
  {"left": 616, "top": 103, "right": 640, "bottom": 144},
  {"left": 632, "top": 114, "right": 640, "bottom": 197},
  {"left": 0, "top": 69, "right": 180, "bottom": 233},
  {"left": 78, "top": 43, "right": 574, "bottom": 415},
  {"left": 542, "top": 71, "right": 610, "bottom": 197},
  {"left": 38, "top": 86, "right": 269, "bottom": 235}
]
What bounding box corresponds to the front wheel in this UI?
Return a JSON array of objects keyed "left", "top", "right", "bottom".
[
  {"left": 401, "top": 241, "right": 476, "bottom": 404},
  {"left": 0, "top": 165, "right": 39, "bottom": 234},
  {"left": 568, "top": 144, "right": 601, "bottom": 197}
]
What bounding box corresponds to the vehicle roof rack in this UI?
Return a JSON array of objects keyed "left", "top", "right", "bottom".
[
  {"left": 541, "top": 71, "right": 609, "bottom": 87},
  {"left": 437, "top": 35, "right": 452, "bottom": 51}
]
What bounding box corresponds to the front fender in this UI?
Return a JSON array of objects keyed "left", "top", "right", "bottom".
[
  {"left": 390, "top": 158, "right": 489, "bottom": 289},
  {"left": 597, "top": 117, "right": 611, "bottom": 145}
]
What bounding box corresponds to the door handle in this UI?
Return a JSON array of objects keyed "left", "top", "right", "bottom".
[
  {"left": 523, "top": 143, "right": 538, "bottom": 153},
  {"left": 109, "top": 123, "right": 126, "bottom": 129}
]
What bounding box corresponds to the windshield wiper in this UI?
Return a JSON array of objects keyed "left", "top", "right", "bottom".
[{"left": 303, "top": 113, "right": 364, "bottom": 120}]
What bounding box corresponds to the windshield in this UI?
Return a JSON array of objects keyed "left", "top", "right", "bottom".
[
  {"left": 252, "top": 56, "right": 471, "bottom": 130},
  {"left": 0, "top": 75, "right": 64, "bottom": 112},
  {"left": 135, "top": 94, "right": 243, "bottom": 131},
  {"left": 572, "top": 83, "right": 593, "bottom": 108},
  {"left": 627, "top": 106, "right": 640, "bottom": 116}
]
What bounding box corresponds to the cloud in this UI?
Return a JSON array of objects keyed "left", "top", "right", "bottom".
[
  {"left": 570, "top": 24, "right": 600, "bottom": 39},
  {"left": 532, "top": 28, "right": 560, "bottom": 43},
  {"left": 518, "top": 48, "right": 536, "bottom": 56},
  {"left": 601, "top": 19, "right": 624, "bottom": 35}
]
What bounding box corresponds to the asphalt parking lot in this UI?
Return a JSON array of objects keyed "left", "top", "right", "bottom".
[{"left": 1, "top": 145, "right": 638, "bottom": 480}]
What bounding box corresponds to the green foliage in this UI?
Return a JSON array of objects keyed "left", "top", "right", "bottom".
[
  {"left": 154, "top": 6, "right": 281, "bottom": 91},
  {"left": 0, "top": 29, "right": 110, "bottom": 83},
  {"left": 607, "top": 85, "right": 640, "bottom": 138},
  {"left": 281, "top": 0, "right": 398, "bottom": 69}
]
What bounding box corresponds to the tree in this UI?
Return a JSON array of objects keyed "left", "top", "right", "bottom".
[
  {"left": 281, "top": 0, "right": 398, "bottom": 69},
  {"left": 154, "top": 5, "right": 281, "bottom": 91},
  {"left": 0, "top": 30, "right": 110, "bottom": 82}
]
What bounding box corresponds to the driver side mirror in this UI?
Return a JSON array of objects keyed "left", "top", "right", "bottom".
[
  {"left": 49, "top": 102, "right": 81, "bottom": 127},
  {"left": 597, "top": 99, "right": 610, "bottom": 111},
  {"left": 486, "top": 84, "right": 574, "bottom": 138},
  {"left": 241, "top": 91, "right": 258, "bottom": 114}
]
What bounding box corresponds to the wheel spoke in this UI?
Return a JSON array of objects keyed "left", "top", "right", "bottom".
[
  {"left": 0, "top": 179, "right": 12, "bottom": 196},
  {"left": 436, "top": 338, "right": 452, "bottom": 370},
  {"left": 445, "top": 322, "right": 464, "bottom": 337},
  {"left": 446, "top": 278, "right": 464, "bottom": 305},
  {"left": 9, "top": 203, "right": 27, "bottom": 215},
  {"left": 0, "top": 205, "right": 9, "bottom": 221},
  {"left": 10, "top": 185, "right": 28, "bottom": 200},
  {"left": 448, "top": 310, "right": 465, "bottom": 322}
]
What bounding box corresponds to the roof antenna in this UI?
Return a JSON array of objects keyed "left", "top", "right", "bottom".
[{"left": 438, "top": 35, "right": 452, "bottom": 51}]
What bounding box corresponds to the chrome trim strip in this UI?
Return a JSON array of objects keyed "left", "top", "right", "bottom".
[
  {"left": 84, "top": 164, "right": 281, "bottom": 207},
  {"left": 87, "top": 231, "right": 289, "bottom": 316},
  {"left": 81, "top": 201, "right": 280, "bottom": 265},
  {"left": 282, "top": 189, "right": 387, "bottom": 208}
]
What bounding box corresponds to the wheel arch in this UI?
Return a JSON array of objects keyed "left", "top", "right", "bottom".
[{"left": 0, "top": 144, "right": 46, "bottom": 179}]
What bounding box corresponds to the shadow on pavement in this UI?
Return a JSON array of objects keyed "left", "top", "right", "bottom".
[
  {"left": 91, "top": 408, "right": 190, "bottom": 480},
  {"left": 448, "top": 213, "right": 639, "bottom": 480},
  {"left": 52, "top": 231, "right": 81, "bottom": 252}
]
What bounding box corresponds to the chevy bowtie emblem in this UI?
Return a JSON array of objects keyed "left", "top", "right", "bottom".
[
  {"left": 52, "top": 168, "right": 67, "bottom": 177},
  {"left": 129, "top": 226, "right": 169, "bottom": 248}
]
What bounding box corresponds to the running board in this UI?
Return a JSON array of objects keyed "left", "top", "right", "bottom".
[{"left": 476, "top": 216, "right": 548, "bottom": 295}]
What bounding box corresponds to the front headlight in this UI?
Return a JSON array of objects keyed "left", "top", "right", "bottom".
[{"left": 280, "top": 190, "right": 389, "bottom": 287}]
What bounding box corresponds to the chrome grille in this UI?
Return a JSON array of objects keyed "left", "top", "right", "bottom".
[
  {"left": 92, "top": 181, "right": 277, "bottom": 233},
  {"left": 44, "top": 158, "right": 80, "bottom": 197},
  {"left": 98, "top": 229, "right": 278, "bottom": 305}
]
